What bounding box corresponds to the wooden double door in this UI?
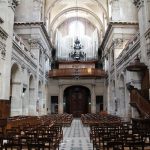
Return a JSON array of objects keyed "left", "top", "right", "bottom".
[{"left": 64, "top": 86, "right": 90, "bottom": 117}]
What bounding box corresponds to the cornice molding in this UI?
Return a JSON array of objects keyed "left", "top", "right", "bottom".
[{"left": 14, "top": 22, "right": 52, "bottom": 49}]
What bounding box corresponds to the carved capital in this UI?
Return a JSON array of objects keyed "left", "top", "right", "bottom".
[
  {"left": 133, "top": 0, "right": 144, "bottom": 9},
  {"left": 29, "top": 39, "right": 44, "bottom": 51},
  {"left": 29, "top": 39, "right": 40, "bottom": 49},
  {"left": 113, "top": 38, "right": 123, "bottom": 48}
]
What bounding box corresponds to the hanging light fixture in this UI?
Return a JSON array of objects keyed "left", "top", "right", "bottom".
[{"left": 69, "top": 0, "right": 86, "bottom": 61}]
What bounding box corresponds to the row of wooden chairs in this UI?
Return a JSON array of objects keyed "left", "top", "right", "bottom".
[
  {"left": 81, "top": 113, "right": 121, "bottom": 126},
  {"left": 48, "top": 114, "right": 73, "bottom": 126},
  {"left": 0, "top": 122, "right": 63, "bottom": 149},
  {"left": 0, "top": 114, "right": 73, "bottom": 150},
  {"left": 90, "top": 122, "right": 150, "bottom": 150}
]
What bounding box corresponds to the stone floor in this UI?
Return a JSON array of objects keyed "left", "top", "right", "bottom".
[{"left": 59, "top": 119, "right": 93, "bottom": 150}]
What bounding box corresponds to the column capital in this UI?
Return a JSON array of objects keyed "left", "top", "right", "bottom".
[{"left": 133, "top": 0, "right": 144, "bottom": 9}]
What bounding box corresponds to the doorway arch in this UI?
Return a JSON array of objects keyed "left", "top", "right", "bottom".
[{"left": 64, "top": 85, "right": 91, "bottom": 117}]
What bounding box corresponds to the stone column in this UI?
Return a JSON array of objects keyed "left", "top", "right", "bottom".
[
  {"left": 30, "top": 40, "right": 40, "bottom": 116},
  {"left": 134, "top": 0, "right": 148, "bottom": 63},
  {"left": 0, "top": 1, "right": 16, "bottom": 100},
  {"left": 145, "top": 29, "right": 150, "bottom": 99},
  {"left": 91, "top": 84, "right": 96, "bottom": 113},
  {"left": 58, "top": 85, "right": 63, "bottom": 114}
]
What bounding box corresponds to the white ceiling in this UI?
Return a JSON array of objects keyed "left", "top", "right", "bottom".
[{"left": 45, "top": 0, "right": 109, "bottom": 41}]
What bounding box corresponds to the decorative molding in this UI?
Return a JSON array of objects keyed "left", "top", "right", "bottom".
[
  {"left": 145, "top": 28, "right": 150, "bottom": 40},
  {"left": 12, "top": 55, "right": 37, "bottom": 79},
  {"left": 133, "top": 0, "right": 144, "bottom": 9},
  {"left": 0, "top": 41, "right": 6, "bottom": 59},
  {"left": 29, "top": 39, "right": 40, "bottom": 49},
  {"left": 8, "top": 0, "right": 20, "bottom": 10},
  {"left": 0, "top": 26, "right": 8, "bottom": 40},
  {"left": 113, "top": 38, "right": 124, "bottom": 49},
  {"left": 14, "top": 22, "right": 52, "bottom": 49},
  {"left": 12, "top": 41, "right": 37, "bottom": 69},
  {"left": 29, "top": 39, "right": 45, "bottom": 51},
  {"left": 116, "top": 33, "right": 140, "bottom": 68}
]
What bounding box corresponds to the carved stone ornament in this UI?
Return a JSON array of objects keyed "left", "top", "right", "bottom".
[
  {"left": 0, "top": 41, "right": 6, "bottom": 58},
  {"left": 113, "top": 38, "right": 123, "bottom": 48},
  {"left": 30, "top": 39, "right": 41, "bottom": 49},
  {"left": 0, "top": 26, "right": 8, "bottom": 41},
  {"left": 133, "top": 0, "right": 144, "bottom": 8},
  {"left": 8, "top": 0, "right": 20, "bottom": 9}
]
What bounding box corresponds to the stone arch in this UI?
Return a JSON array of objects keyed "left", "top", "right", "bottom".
[
  {"left": 10, "top": 63, "right": 22, "bottom": 116},
  {"left": 46, "top": 0, "right": 108, "bottom": 17},
  {"left": 62, "top": 84, "right": 92, "bottom": 95},
  {"left": 63, "top": 85, "right": 91, "bottom": 117},
  {"left": 50, "top": 7, "right": 105, "bottom": 35}
]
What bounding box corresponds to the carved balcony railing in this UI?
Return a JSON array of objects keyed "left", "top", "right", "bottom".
[
  {"left": 13, "top": 33, "right": 36, "bottom": 60},
  {"left": 49, "top": 68, "right": 106, "bottom": 78},
  {"left": 130, "top": 88, "right": 150, "bottom": 118}
]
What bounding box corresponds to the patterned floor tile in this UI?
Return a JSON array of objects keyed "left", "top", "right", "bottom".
[{"left": 59, "top": 119, "right": 93, "bottom": 150}]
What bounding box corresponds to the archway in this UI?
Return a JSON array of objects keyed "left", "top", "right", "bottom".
[
  {"left": 64, "top": 85, "right": 91, "bottom": 117},
  {"left": 10, "top": 63, "right": 21, "bottom": 116}
]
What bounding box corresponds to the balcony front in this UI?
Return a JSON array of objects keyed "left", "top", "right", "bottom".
[{"left": 49, "top": 68, "right": 106, "bottom": 79}]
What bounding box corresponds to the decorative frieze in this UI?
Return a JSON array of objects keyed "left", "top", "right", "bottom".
[{"left": 133, "top": 0, "right": 144, "bottom": 9}]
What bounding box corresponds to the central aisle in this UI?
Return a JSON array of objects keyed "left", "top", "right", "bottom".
[{"left": 59, "top": 119, "right": 93, "bottom": 150}]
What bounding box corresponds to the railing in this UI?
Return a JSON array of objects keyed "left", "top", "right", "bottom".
[
  {"left": 116, "top": 32, "right": 140, "bottom": 67},
  {"left": 13, "top": 33, "right": 36, "bottom": 59},
  {"left": 49, "top": 68, "right": 106, "bottom": 78},
  {"left": 130, "top": 88, "right": 150, "bottom": 118}
]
